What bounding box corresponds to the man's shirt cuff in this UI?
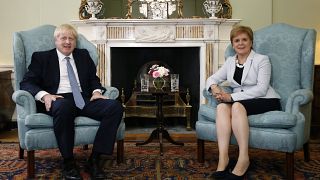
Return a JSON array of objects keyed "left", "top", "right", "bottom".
[
  {"left": 35, "top": 91, "right": 49, "bottom": 103},
  {"left": 92, "top": 89, "right": 102, "bottom": 95}
]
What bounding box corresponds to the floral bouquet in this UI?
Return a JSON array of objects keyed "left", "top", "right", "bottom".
[
  {"left": 148, "top": 64, "right": 170, "bottom": 78},
  {"left": 148, "top": 64, "right": 170, "bottom": 90}
]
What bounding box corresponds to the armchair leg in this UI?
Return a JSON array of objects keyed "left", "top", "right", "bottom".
[
  {"left": 197, "top": 139, "right": 205, "bottom": 163},
  {"left": 303, "top": 142, "right": 310, "bottom": 162},
  {"left": 286, "top": 152, "right": 294, "bottom": 180},
  {"left": 27, "top": 150, "right": 35, "bottom": 178},
  {"left": 19, "top": 144, "right": 24, "bottom": 159},
  {"left": 117, "top": 139, "right": 124, "bottom": 164}
]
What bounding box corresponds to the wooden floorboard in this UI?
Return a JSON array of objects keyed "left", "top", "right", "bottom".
[
  {"left": 0, "top": 128, "right": 197, "bottom": 143},
  {"left": 124, "top": 132, "right": 197, "bottom": 143}
]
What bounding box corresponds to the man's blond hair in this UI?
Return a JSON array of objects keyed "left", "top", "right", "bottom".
[{"left": 54, "top": 24, "right": 78, "bottom": 40}]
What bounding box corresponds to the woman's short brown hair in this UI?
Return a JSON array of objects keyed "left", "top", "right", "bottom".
[{"left": 230, "top": 25, "right": 253, "bottom": 43}]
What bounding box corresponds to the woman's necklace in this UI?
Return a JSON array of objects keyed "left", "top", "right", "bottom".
[{"left": 236, "top": 60, "right": 244, "bottom": 68}]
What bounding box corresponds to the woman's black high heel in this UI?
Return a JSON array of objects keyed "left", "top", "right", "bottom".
[
  {"left": 224, "top": 172, "right": 247, "bottom": 180},
  {"left": 210, "top": 163, "right": 232, "bottom": 179},
  {"left": 225, "top": 163, "right": 250, "bottom": 180}
]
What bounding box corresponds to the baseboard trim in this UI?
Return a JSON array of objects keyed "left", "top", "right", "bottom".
[{"left": 0, "top": 65, "right": 14, "bottom": 72}]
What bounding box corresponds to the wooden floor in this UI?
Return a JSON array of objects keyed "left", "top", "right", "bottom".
[
  {"left": 2, "top": 127, "right": 320, "bottom": 144},
  {"left": 0, "top": 128, "right": 197, "bottom": 143},
  {"left": 125, "top": 131, "right": 197, "bottom": 143},
  {"left": 0, "top": 129, "right": 19, "bottom": 143}
]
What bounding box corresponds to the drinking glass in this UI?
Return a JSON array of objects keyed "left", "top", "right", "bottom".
[
  {"left": 140, "top": 74, "right": 149, "bottom": 92},
  {"left": 170, "top": 74, "right": 179, "bottom": 92}
]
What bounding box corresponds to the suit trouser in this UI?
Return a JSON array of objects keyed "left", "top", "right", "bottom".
[{"left": 39, "top": 93, "right": 123, "bottom": 159}]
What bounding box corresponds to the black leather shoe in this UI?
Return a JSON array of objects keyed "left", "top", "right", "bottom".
[
  {"left": 86, "top": 158, "right": 107, "bottom": 179},
  {"left": 62, "top": 161, "right": 82, "bottom": 180}
]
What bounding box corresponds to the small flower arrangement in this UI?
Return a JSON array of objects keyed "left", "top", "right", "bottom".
[{"left": 148, "top": 64, "right": 170, "bottom": 78}]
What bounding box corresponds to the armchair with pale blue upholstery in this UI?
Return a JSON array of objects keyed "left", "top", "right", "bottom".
[
  {"left": 12, "top": 24, "right": 126, "bottom": 178},
  {"left": 196, "top": 23, "right": 316, "bottom": 180}
]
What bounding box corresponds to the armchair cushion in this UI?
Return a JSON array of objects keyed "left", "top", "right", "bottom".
[
  {"left": 25, "top": 114, "right": 100, "bottom": 128},
  {"left": 199, "top": 104, "right": 297, "bottom": 128}
]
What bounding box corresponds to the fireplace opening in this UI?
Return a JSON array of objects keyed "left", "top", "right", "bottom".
[{"left": 110, "top": 47, "right": 200, "bottom": 129}]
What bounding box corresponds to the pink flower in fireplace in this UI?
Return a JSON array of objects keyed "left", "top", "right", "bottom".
[{"left": 148, "top": 64, "right": 170, "bottom": 78}]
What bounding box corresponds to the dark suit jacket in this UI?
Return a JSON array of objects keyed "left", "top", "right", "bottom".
[{"left": 20, "top": 48, "right": 105, "bottom": 99}]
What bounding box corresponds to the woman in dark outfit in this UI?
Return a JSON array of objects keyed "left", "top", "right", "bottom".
[{"left": 206, "top": 25, "right": 281, "bottom": 179}]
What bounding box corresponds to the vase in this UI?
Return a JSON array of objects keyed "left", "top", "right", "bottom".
[{"left": 153, "top": 77, "right": 165, "bottom": 90}]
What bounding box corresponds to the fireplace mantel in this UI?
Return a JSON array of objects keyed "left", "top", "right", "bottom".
[{"left": 71, "top": 18, "right": 241, "bottom": 104}]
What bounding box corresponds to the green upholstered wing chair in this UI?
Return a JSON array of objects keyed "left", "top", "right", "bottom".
[
  {"left": 12, "top": 24, "right": 126, "bottom": 178},
  {"left": 196, "top": 23, "right": 316, "bottom": 180}
]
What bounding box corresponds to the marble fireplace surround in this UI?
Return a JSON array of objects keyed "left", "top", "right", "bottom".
[{"left": 71, "top": 18, "right": 241, "bottom": 104}]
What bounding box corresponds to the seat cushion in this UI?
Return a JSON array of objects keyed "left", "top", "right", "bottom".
[
  {"left": 198, "top": 104, "right": 297, "bottom": 128},
  {"left": 25, "top": 113, "right": 100, "bottom": 128}
]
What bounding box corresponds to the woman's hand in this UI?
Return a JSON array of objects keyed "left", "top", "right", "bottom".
[
  {"left": 211, "top": 85, "right": 222, "bottom": 96},
  {"left": 215, "top": 92, "right": 233, "bottom": 103}
]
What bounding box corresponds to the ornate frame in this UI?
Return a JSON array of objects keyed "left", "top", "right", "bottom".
[{"left": 217, "top": 0, "right": 232, "bottom": 19}]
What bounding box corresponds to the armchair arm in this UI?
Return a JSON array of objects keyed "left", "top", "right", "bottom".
[
  {"left": 285, "top": 89, "right": 313, "bottom": 114},
  {"left": 103, "top": 86, "right": 119, "bottom": 100},
  {"left": 202, "top": 89, "right": 218, "bottom": 107},
  {"left": 285, "top": 89, "right": 313, "bottom": 149},
  {"left": 12, "top": 88, "right": 120, "bottom": 113},
  {"left": 12, "top": 90, "right": 37, "bottom": 149},
  {"left": 12, "top": 90, "right": 37, "bottom": 119},
  {"left": 202, "top": 86, "right": 233, "bottom": 107}
]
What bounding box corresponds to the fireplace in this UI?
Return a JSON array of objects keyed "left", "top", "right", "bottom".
[
  {"left": 111, "top": 47, "right": 199, "bottom": 101},
  {"left": 71, "top": 18, "right": 240, "bottom": 126},
  {"left": 111, "top": 47, "right": 200, "bottom": 126}
]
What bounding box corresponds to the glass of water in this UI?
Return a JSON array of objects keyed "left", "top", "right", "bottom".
[
  {"left": 170, "top": 74, "right": 179, "bottom": 92},
  {"left": 140, "top": 74, "right": 149, "bottom": 92}
]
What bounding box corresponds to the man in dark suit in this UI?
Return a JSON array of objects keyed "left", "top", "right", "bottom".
[{"left": 20, "top": 24, "right": 123, "bottom": 180}]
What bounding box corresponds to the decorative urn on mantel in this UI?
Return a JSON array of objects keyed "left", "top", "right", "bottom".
[
  {"left": 85, "top": 0, "right": 103, "bottom": 20},
  {"left": 203, "top": 0, "right": 223, "bottom": 19}
]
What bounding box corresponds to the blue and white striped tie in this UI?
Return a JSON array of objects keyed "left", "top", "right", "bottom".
[{"left": 65, "top": 57, "right": 85, "bottom": 109}]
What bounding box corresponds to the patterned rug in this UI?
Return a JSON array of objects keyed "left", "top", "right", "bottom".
[{"left": 0, "top": 142, "right": 319, "bottom": 179}]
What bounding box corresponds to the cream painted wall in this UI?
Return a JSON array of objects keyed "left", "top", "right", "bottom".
[
  {"left": 272, "top": 0, "right": 320, "bottom": 64},
  {"left": 230, "top": 0, "right": 272, "bottom": 30},
  {"left": 0, "top": 0, "right": 79, "bottom": 66},
  {"left": 0, "top": 0, "right": 319, "bottom": 65}
]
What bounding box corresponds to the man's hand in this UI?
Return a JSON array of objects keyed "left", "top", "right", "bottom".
[
  {"left": 42, "top": 94, "right": 64, "bottom": 111},
  {"left": 90, "top": 91, "right": 107, "bottom": 101}
]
